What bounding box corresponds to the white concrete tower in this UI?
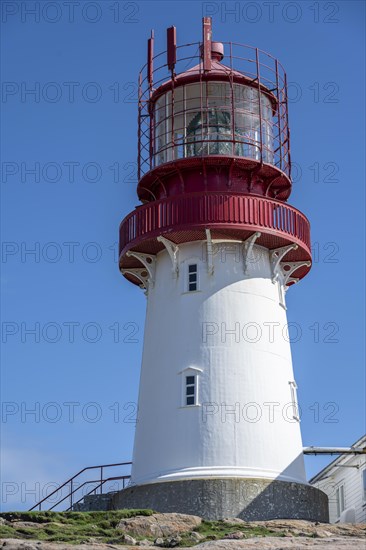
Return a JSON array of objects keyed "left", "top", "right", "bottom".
[{"left": 117, "top": 19, "right": 328, "bottom": 521}]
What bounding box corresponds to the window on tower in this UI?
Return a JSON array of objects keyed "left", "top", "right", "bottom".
[
  {"left": 179, "top": 367, "right": 202, "bottom": 407},
  {"left": 188, "top": 263, "right": 198, "bottom": 292},
  {"left": 185, "top": 375, "right": 196, "bottom": 406}
]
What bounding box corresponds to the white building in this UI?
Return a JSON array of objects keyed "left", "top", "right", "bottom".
[{"left": 309, "top": 435, "right": 366, "bottom": 523}]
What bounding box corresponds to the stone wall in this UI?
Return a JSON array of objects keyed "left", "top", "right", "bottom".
[{"left": 111, "top": 478, "right": 329, "bottom": 522}]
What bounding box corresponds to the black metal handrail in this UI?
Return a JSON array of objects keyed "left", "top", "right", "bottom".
[
  {"left": 65, "top": 475, "right": 130, "bottom": 512},
  {"left": 29, "top": 461, "right": 132, "bottom": 511}
]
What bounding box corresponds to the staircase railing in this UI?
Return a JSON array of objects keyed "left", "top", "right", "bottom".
[
  {"left": 65, "top": 475, "right": 130, "bottom": 512},
  {"left": 29, "top": 461, "right": 132, "bottom": 512}
]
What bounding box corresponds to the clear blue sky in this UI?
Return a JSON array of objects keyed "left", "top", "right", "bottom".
[{"left": 1, "top": 1, "right": 365, "bottom": 511}]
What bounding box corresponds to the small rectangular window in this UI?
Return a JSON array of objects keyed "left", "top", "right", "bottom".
[
  {"left": 188, "top": 264, "right": 198, "bottom": 292},
  {"left": 185, "top": 375, "right": 196, "bottom": 406},
  {"left": 362, "top": 470, "right": 366, "bottom": 502},
  {"left": 336, "top": 484, "right": 345, "bottom": 518}
]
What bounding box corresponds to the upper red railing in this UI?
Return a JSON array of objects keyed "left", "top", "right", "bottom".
[
  {"left": 138, "top": 39, "right": 290, "bottom": 183},
  {"left": 119, "top": 193, "right": 310, "bottom": 261}
]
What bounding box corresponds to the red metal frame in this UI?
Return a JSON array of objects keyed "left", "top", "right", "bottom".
[
  {"left": 119, "top": 192, "right": 311, "bottom": 286},
  {"left": 202, "top": 16, "right": 212, "bottom": 71},
  {"left": 121, "top": 19, "right": 311, "bottom": 288},
  {"left": 147, "top": 31, "right": 154, "bottom": 92},
  {"left": 167, "top": 26, "right": 177, "bottom": 72},
  {"left": 137, "top": 35, "right": 291, "bottom": 192},
  {"left": 137, "top": 156, "right": 292, "bottom": 204}
]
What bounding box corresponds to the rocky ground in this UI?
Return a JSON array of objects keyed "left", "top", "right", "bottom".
[{"left": 0, "top": 512, "right": 365, "bottom": 549}]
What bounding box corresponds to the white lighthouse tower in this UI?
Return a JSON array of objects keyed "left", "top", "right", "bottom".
[{"left": 116, "top": 19, "right": 328, "bottom": 521}]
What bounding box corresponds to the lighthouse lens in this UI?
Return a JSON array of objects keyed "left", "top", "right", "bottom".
[{"left": 153, "top": 81, "right": 274, "bottom": 166}]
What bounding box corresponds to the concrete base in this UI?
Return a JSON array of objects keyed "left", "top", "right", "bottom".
[{"left": 111, "top": 478, "right": 329, "bottom": 522}]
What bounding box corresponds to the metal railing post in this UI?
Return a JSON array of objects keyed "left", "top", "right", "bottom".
[
  {"left": 29, "top": 461, "right": 132, "bottom": 512},
  {"left": 255, "top": 48, "right": 264, "bottom": 165},
  {"left": 70, "top": 479, "right": 73, "bottom": 511}
]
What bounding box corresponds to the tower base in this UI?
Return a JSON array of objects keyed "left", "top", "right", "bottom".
[{"left": 111, "top": 478, "right": 329, "bottom": 522}]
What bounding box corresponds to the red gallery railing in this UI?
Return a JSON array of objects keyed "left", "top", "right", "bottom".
[{"left": 119, "top": 193, "right": 311, "bottom": 258}]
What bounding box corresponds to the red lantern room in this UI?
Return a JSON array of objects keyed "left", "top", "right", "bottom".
[{"left": 119, "top": 18, "right": 311, "bottom": 289}]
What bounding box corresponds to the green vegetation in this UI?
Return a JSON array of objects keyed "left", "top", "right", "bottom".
[
  {"left": 0, "top": 510, "right": 153, "bottom": 544},
  {"left": 0, "top": 511, "right": 285, "bottom": 546},
  {"left": 176, "top": 520, "right": 285, "bottom": 547},
  {"left": 196, "top": 519, "right": 283, "bottom": 539}
]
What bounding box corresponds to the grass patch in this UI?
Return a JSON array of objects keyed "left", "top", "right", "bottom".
[
  {"left": 0, "top": 512, "right": 287, "bottom": 546},
  {"left": 195, "top": 520, "right": 285, "bottom": 540},
  {"left": 0, "top": 510, "right": 154, "bottom": 545}
]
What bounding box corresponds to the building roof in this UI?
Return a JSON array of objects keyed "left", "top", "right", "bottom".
[{"left": 309, "top": 434, "right": 366, "bottom": 484}]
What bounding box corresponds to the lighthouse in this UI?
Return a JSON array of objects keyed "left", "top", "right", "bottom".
[{"left": 115, "top": 19, "right": 328, "bottom": 521}]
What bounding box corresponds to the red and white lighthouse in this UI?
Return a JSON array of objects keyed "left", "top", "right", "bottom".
[{"left": 116, "top": 19, "right": 328, "bottom": 521}]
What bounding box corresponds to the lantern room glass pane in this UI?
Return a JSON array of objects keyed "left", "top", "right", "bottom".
[
  {"left": 206, "top": 82, "right": 232, "bottom": 109},
  {"left": 153, "top": 81, "right": 274, "bottom": 166}
]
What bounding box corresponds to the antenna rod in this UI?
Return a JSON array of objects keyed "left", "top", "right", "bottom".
[
  {"left": 167, "top": 26, "right": 177, "bottom": 74},
  {"left": 147, "top": 30, "right": 154, "bottom": 92},
  {"left": 202, "top": 16, "right": 212, "bottom": 71}
]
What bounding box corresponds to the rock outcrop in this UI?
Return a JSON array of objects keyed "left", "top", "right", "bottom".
[
  {"left": 117, "top": 512, "right": 202, "bottom": 537},
  {"left": 0, "top": 513, "right": 365, "bottom": 549},
  {"left": 1, "top": 534, "right": 366, "bottom": 549}
]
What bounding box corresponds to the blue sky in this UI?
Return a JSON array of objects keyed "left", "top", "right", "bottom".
[{"left": 1, "top": 1, "right": 365, "bottom": 511}]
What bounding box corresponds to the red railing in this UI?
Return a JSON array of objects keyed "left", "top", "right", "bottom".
[
  {"left": 119, "top": 193, "right": 310, "bottom": 257},
  {"left": 138, "top": 39, "right": 290, "bottom": 181}
]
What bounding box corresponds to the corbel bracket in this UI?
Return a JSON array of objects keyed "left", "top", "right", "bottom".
[
  {"left": 126, "top": 251, "right": 156, "bottom": 287},
  {"left": 243, "top": 232, "right": 261, "bottom": 274},
  {"left": 157, "top": 236, "right": 179, "bottom": 277},
  {"left": 270, "top": 244, "right": 298, "bottom": 282},
  {"left": 280, "top": 261, "right": 311, "bottom": 286},
  {"left": 205, "top": 229, "right": 214, "bottom": 275},
  {"left": 121, "top": 268, "right": 150, "bottom": 291},
  {"left": 285, "top": 277, "right": 300, "bottom": 288}
]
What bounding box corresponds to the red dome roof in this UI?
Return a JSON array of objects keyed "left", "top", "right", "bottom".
[{"left": 151, "top": 57, "right": 276, "bottom": 108}]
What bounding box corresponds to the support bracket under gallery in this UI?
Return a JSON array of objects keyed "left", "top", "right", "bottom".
[{"left": 157, "top": 236, "right": 179, "bottom": 277}]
